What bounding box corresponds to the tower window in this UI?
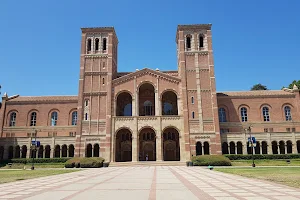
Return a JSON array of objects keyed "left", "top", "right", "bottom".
[
  {"left": 87, "top": 39, "right": 92, "bottom": 52},
  {"left": 103, "top": 62, "right": 106, "bottom": 69},
  {"left": 186, "top": 35, "right": 191, "bottom": 50},
  {"left": 9, "top": 112, "right": 17, "bottom": 127},
  {"left": 262, "top": 107, "right": 270, "bottom": 121},
  {"left": 191, "top": 96, "right": 194, "bottom": 104},
  {"left": 85, "top": 113, "right": 88, "bottom": 120},
  {"left": 192, "top": 111, "right": 195, "bottom": 119},
  {"left": 218, "top": 108, "right": 227, "bottom": 122},
  {"left": 103, "top": 38, "right": 107, "bottom": 51},
  {"left": 284, "top": 106, "right": 292, "bottom": 121},
  {"left": 30, "top": 112, "right": 37, "bottom": 126},
  {"left": 102, "top": 78, "right": 105, "bottom": 85},
  {"left": 241, "top": 107, "right": 248, "bottom": 122},
  {"left": 199, "top": 36, "right": 204, "bottom": 48},
  {"left": 95, "top": 38, "right": 99, "bottom": 51},
  {"left": 72, "top": 111, "right": 77, "bottom": 126},
  {"left": 50, "top": 111, "right": 58, "bottom": 126},
  {"left": 85, "top": 99, "right": 89, "bottom": 107}
]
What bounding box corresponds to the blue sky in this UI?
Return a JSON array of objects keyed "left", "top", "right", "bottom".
[{"left": 0, "top": 0, "right": 299, "bottom": 96}]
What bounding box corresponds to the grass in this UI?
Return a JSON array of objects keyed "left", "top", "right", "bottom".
[
  {"left": 0, "top": 169, "right": 79, "bottom": 184},
  {"left": 215, "top": 167, "right": 300, "bottom": 188},
  {"left": 1, "top": 163, "right": 65, "bottom": 169},
  {"left": 231, "top": 159, "right": 300, "bottom": 166}
]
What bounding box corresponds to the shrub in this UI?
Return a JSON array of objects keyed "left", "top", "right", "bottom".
[
  {"left": 64, "top": 157, "right": 104, "bottom": 168},
  {"left": 0, "top": 158, "right": 71, "bottom": 164},
  {"left": 192, "top": 155, "right": 232, "bottom": 166},
  {"left": 224, "top": 154, "right": 300, "bottom": 160}
]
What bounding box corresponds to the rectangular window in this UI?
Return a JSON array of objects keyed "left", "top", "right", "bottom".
[
  {"left": 292, "top": 128, "right": 296, "bottom": 132},
  {"left": 286, "top": 128, "right": 291, "bottom": 132},
  {"left": 11, "top": 133, "right": 15, "bottom": 137},
  {"left": 6, "top": 133, "right": 10, "bottom": 137},
  {"left": 269, "top": 128, "right": 274, "bottom": 132},
  {"left": 191, "top": 96, "right": 194, "bottom": 104},
  {"left": 220, "top": 129, "right": 225, "bottom": 133},
  {"left": 264, "top": 128, "right": 268, "bottom": 133},
  {"left": 192, "top": 111, "right": 195, "bottom": 119},
  {"left": 69, "top": 132, "right": 74, "bottom": 136}
]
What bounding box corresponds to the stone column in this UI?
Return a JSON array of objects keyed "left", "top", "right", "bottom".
[
  {"left": 132, "top": 76, "right": 137, "bottom": 116},
  {"left": 135, "top": 77, "right": 139, "bottom": 116},
  {"left": 67, "top": 148, "right": 69, "bottom": 158},
  {"left": 267, "top": 132, "right": 272, "bottom": 154},
  {"left": 43, "top": 149, "right": 45, "bottom": 158},
  {"left": 292, "top": 132, "right": 297, "bottom": 154},
  {"left": 132, "top": 118, "right": 138, "bottom": 162},
  {"left": 155, "top": 91, "right": 159, "bottom": 116},
  {"left": 50, "top": 148, "right": 54, "bottom": 158},
  {"left": 156, "top": 129, "right": 162, "bottom": 161}
]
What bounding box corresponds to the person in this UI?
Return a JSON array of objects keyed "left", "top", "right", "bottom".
[{"left": 146, "top": 154, "right": 148, "bottom": 161}]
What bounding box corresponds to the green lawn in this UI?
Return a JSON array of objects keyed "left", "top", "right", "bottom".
[
  {"left": 1, "top": 163, "right": 65, "bottom": 169},
  {"left": 231, "top": 159, "right": 300, "bottom": 166},
  {"left": 0, "top": 169, "right": 79, "bottom": 184},
  {"left": 215, "top": 167, "right": 300, "bottom": 188}
]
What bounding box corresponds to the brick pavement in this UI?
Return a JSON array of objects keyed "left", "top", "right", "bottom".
[{"left": 0, "top": 167, "right": 299, "bottom": 200}]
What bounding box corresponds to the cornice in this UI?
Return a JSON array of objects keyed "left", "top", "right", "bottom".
[
  {"left": 219, "top": 121, "right": 300, "bottom": 127},
  {"left": 84, "top": 54, "right": 108, "bottom": 58},
  {"left": 112, "top": 68, "right": 181, "bottom": 86},
  {"left": 85, "top": 72, "right": 108, "bottom": 76},
  {"left": 83, "top": 92, "right": 107, "bottom": 96},
  {"left": 3, "top": 126, "right": 77, "bottom": 132},
  {"left": 6, "top": 100, "right": 78, "bottom": 105}
]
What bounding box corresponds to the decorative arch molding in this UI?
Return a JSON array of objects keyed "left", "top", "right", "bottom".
[
  {"left": 281, "top": 103, "right": 294, "bottom": 109},
  {"left": 137, "top": 81, "right": 156, "bottom": 91},
  {"left": 238, "top": 104, "right": 250, "bottom": 111},
  {"left": 259, "top": 103, "right": 272, "bottom": 110},
  {"left": 160, "top": 89, "right": 178, "bottom": 99},
  {"left": 115, "top": 127, "right": 133, "bottom": 137},
  {"left": 115, "top": 90, "right": 133, "bottom": 101},
  {"left": 138, "top": 126, "right": 157, "bottom": 135},
  {"left": 162, "top": 126, "right": 180, "bottom": 135}
]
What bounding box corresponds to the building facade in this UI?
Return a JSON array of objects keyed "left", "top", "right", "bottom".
[{"left": 0, "top": 24, "right": 300, "bottom": 162}]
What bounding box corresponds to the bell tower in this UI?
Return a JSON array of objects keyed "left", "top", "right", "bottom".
[
  {"left": 176, "top": 24, "right": 221, "bottom": 156},
  {"left": 75, "top": 27, "right": 118, "bottom": 160}
]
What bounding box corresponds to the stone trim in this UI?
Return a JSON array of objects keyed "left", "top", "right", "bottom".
[{"left": 83, "top": 92, "right": 107, "bottom": 96}]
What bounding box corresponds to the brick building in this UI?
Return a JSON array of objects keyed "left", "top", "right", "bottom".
[{"left": 0, "top": 24, "right": 299, "bottom": 162}]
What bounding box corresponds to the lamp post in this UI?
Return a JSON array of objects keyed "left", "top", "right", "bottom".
[
  {"left": 31, "top": 129, "right": 37, "bottom": 170},
  {"left": 245, "top": 126, "right": 255, "bottom": 167}
]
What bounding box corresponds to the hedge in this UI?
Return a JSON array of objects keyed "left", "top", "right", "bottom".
[
  {"left": 224, "top": 154, "right": 300, "bottom": 160},
  {"left": 192, "top": 155, "right": 232, "bottom": 166},
  {"left": 65, "top": 157, "right": 105, "bottom": 168},
  {"left": 0, "top": 158, "right": 71, "bottom": 164}
]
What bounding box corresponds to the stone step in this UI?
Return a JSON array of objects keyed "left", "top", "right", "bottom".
[{"left": 109, "top": 161, "right": 186, "bottom": 167}]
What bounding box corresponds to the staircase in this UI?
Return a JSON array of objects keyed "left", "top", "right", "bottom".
[{"left": 109, "top": 161, "right": 186, "bottom": 167}]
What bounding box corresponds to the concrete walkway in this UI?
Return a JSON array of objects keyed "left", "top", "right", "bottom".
[{"left": 0, "top": 166, "right": 299, "bottom": 200}]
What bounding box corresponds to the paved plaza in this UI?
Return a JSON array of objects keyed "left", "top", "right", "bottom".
[{"left": 0, "top": 166, "right": 300, "bottom": 200}]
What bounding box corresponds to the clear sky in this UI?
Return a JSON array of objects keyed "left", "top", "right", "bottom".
[{"left": 0, "top": 0, "right": 299, "bottom": 96}]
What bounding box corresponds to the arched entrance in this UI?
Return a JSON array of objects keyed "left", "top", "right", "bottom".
[
  {"left": 45, "top": 145, "right": 51, "bottom": 158},
  {"left": 8, "top": 146, "right": 13, "bottom": 159},
  {"left": 139, "top": 128, "right": 156, "bottom": 161},
  {"left": 15, "top": 145, "right": 20, "bottom": 158},
  {"left": 38, "top": 145, "right": 43, "bottom": 158},
  {"left": 272, "top": 141, "right": 278, "bottom": 154},
  {"left": 86, "top": 144, "right": 92, "bottom": 157},
  {"left": 237, "top": 142, "right": 243, "bottom": 154},
  {"left": 69, "top": 144, "right": 74, "bottom": 157},
  {"left": 61, "top": 145, "right": 67, "bottom": 157},
  {"left": 279, "top": 141, "right": 285, "bottom": 154},
  {"left": 21, "top": 145, "right": 27, "bottom": 158},
  {"left": 255, "top": 141, "right": 260, "bottom": 154},
  {"left": 161, "top": 91, "right": 178, "bottom": 115},
  {"left": 286, "top": 140, "right": 292, "bottom": 154},
  {"left": 262, "top": 141, "right": 268, "bottom": 154},
  {"left": 163, "top": 127, "right": 180, "bottom": 161},
  {"left": 94, "top": 144, "right": 100, "bottom": 157},
  {"left": 116, "top": 92, "right": 132, "bottom": 116},
  {"left": 139, "top": 83, "right": 155, "bottom": 116},
  {"left": 115, "top": 128, "right": 132, "bottom": 162},
  {"left": 197, "top": 142, "right": 203, "bottom": 155},
  {"left": 0, "top": 146, "right": 4, "bottom": 160},
  {"left": 229, "top": 142, "right": 235, "bottom": 154}
]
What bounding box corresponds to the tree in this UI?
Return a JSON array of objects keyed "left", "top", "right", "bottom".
[
  {"left": 251, "top": 83, "right": 268, "bottom": 91},
  {"left": 284, "top": 80, "right": 300, "bottom": 89}
]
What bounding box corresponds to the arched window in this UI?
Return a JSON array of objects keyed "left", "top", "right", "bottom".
[
  {"left": 9, "top": 112, "right": 16, "bottom": 127},
  {"left": 102, "top": 78, "right": 105, "bottom": 85},
  {"left": 87, "top": 38, "right": 91, "bottom": 52},
  {"left": 186, "top": 35, "right": 191, "bottom": 50},
  {"left": 102, "top": 38, "right": 107, "bottom": 51},
  {"left": 72, "top": 111, "right": 77, "bottom": 126},
  {"left": 192, "top": 111, "right": 195, "bottom": 119},
  {"left": 262, "top": 107, "right": 270, "bottom": 121},
  {"left": 30, "top": 112, "right": 37, "bottom": 126},
  {"left": 203, "top": 142, "right": 210, "bottom": 155},
  {"left": 163, "top": 102, "right": 173, "bottom": 115},
  {"left": 191, "top": 96, "right": 194, "bottom": 104},
  {"left": 144, "top": 101, "right": 153, "bottom": 116},
  {"left": 218, "top": 108, "right": 227, "bottom": 122},
  {"left": 196, "top": 142, "right": 202, "bottom": 155},
  {"left": 50, "top": 112, "right": 58, "bottom": 126},
  {"left": 222, "top": 142, "right": 229, "bottom": 154},
  {"left": 284, "top": 106, "right": 292, "bottom": 121},
  {"left": 85, "top": 99, "right": 89, "bottom": 107},
  {"left": 199, "top": 35, "right": 204, "bottom": 48},
  {"left": 85, "top": 113, "right": 88, "bottom": 121},
  {"left": 95, "top": 38, "right": 99, "bottom": 51},
  {"left": 240, "top": 107, "right": 248, "bottom": 122}
]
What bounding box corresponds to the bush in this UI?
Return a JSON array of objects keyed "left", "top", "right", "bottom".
[
  {"left": 0, "top": 158, "right": 71, "bottom": 164},
  {"left": 192, "top": 155, "right": 232, "bottom": 166},
  {"left": 64, "top": 157, "right": 104, "bottom": 168},
  {"left": 224, "top": 154, "right": 300, "bottom": 160}
]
